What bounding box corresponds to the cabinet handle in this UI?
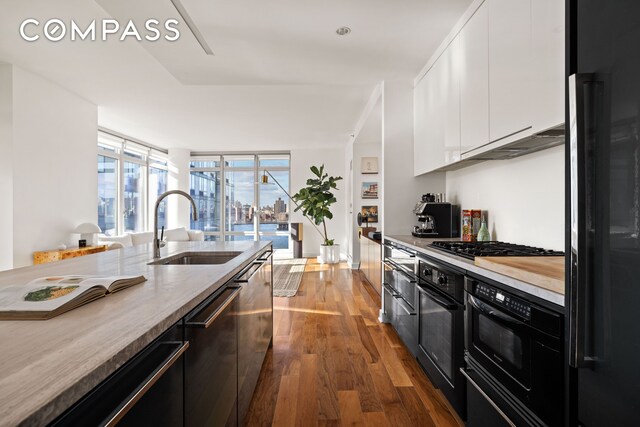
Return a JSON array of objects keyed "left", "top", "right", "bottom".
[
  {"left": 394, "top": 296, "right": 415, "bottom": 315},
  {"left": 568, "top": 73, "right": 600, "bottom": 369},
  {"left": 385, "top": 259, "right": 416, "bottom": 280},
  {"left": 460, "top": 368, "right": 516, "bottom": 427},
  {"left": 395, "top": 267, "right": 417, "bottom": 283},
  {"left": 104, "top": 341, "right": 189, "bottom": 427},
  {"left": 234, "top": 262, "right": 264, "bottom": 283},
  {"left": 257, "top": 250, "right": 272, "bottom": 262},
  {"left": 185, "top": 287, "right": 241, "bottom": 328}
]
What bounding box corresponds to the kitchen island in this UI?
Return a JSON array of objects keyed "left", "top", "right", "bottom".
[{"left": 0, "top": 240, "right": 272, "bottom": 427}]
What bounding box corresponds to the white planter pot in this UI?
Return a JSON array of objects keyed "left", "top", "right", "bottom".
[{"left": 319, "top": 244, "right": 340, "bottom": 264}]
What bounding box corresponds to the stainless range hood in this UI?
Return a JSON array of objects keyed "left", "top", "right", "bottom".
[
  {"left": 433, "top": 124, "right": 566, "bottom": 172},
  {"left": 470, "top": 125, "right": 565, "bottom": 160}
]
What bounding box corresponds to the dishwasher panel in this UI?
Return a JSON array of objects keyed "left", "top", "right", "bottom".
[
  {"left": 236, "top": 250, "right": 273, "bottom": 424},
  {"left": 184, "top": 286, "right": 240, "bottom": 427}
]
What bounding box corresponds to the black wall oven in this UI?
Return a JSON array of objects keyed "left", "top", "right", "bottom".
[
  {"left": 416, "top": 255, "right": 466, "bottom": 420},
  {"left": 464, "top": 276, "right": 563, "bottom": 426},
  {"left": 382, "top": 241, "right": 418, "bottom": 355}
]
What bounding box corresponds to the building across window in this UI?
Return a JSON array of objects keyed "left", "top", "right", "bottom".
[{"left": 189, "top": 154, "right": 290, "bottom": 250}]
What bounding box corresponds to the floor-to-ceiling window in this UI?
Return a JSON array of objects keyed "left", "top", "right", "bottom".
[
  {"left": 190, "top": 158, "right": 222, "bottom": 241},
  {"left": 189, "top": 153, "right": 291, "bottom": 250},
  {"left": 97, "top": 154, "right": 118, "bottom": 235},
  {"left": 258, "top": 155, "right": 290, "bottom": 249},
  {"left": 225, "top": 155, "right": 257, "bottom": 243},
  {"left": 97, "top": 131, "right": 168, "bottom": 236},
  {"left": 149, "top": 157, "right": 169, "bottom": 231}
]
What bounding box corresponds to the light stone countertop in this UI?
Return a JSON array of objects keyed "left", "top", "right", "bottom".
[
  {"left": 386, "top": 235, "right": 565, "bottom": 307},
  {"left": 0, "top": 240, "right": 271, "bottom": 427}
]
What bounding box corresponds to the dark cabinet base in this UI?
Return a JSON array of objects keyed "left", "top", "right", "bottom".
[{"left": 50, "top": 324, "right": 186, "bottom": 427}]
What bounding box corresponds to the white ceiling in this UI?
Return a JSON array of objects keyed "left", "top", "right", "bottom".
[{"left": 0, "top": 0, "right": 471, "bottom": 151}]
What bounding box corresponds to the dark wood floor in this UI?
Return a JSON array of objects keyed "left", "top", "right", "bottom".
[{"left": 244, "top": 259, "right": 463, "bottom": 426}]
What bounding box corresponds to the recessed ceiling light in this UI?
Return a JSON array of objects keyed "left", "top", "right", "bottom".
[{"left": 336, "top": 26, "right": 351, "bottom": 36}]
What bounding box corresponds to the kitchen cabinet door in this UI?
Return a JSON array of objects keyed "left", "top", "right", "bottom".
[
  {"left": 459, "top": 2, "right": 489, "bottom": 155},
  {"left": 52, "top": 324, "right": 186, "bottom": 427},
  {"left": 531, "top": 0, "right": 564, "bottom": 132},
  {"left": 488, "top": 0, "right": 532, "bottom": 142},
  {"left": 371, "top": 242, "right": 382, "bottom": 295},
  {"left": 414, "top": 65, "right": 435, "bottom": 176},
  {"left": 236, "top": 255, "right": 273, "bottom": 423},
  {"left": 413, "top": 39, "right": 460, "bottom": 175},
  {"left": 443, "top": 37, "right": 461, "bottom": 166}
]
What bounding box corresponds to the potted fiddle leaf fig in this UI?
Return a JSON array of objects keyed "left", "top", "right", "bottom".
[{"left": 292, "top": 164, "right": 342, "bottom": 263}]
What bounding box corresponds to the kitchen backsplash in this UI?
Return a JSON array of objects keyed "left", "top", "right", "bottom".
[{"left": 445, "top": 145, "right": 565, "bottom": 250}]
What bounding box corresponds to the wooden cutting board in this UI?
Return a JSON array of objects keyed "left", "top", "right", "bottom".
[{"left": 474, "top": 256, "right": 565, "bottom": 295}]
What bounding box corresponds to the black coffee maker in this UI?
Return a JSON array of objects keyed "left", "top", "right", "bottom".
[{"left": 412, "top": 194, "right": 460, "bottom": 238}]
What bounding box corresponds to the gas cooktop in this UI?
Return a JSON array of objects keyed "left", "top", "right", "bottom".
[{"left": 429, "top": 241, "right": 565, "bottom": 260}]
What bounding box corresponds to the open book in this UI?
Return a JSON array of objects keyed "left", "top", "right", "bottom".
[{"left": 0, "top": 275, "right": 146, "bottom": 320}]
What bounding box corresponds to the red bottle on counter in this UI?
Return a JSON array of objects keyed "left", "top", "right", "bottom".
[{"left": 462, "top": 210, "right": 473, "bottom": 241}]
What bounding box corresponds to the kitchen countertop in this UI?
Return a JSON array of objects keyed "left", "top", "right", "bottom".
[
  {"left": 386, "top": 235, "right": 565, "bottom": 307},
  {"left": 360, "top": 233, "right": 382, "bottom": 244},
  {"left": 0, "top": 240, "right": 271, "bottom": 427}
]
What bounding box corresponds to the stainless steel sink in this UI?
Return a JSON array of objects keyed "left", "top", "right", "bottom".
[{"left": 149, "top": 251, "right": 243, "bottom": 265}]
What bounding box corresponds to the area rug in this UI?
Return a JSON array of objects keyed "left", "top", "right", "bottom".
[{"left": 273, "top": 258, "right": 308, "bottom": 297}]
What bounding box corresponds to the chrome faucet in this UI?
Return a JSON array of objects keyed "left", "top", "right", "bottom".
[{"left": 154, "top": 190, "right": 198, "bottom": 258}]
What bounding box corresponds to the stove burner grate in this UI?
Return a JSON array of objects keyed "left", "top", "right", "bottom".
[{"left": 429, "top": 241, "right": 565, "bottom": 260}]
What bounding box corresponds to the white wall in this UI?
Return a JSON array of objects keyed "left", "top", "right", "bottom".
[
  {"left": 351, "top": 142, "right": 382, "bottom": 265},
  {"left": 0, "top": 64, "right": 13, "bottom": 271},
  {"left": 290, "top": 147, "right": 346, "bottom": 257},
  {"left": 382, "top": 80, "right": 446, "bottom": 236},
  {"left": 11, "top": 67, "right": 97, "bottom": 268},
  {"left": 446, "top": 145, "right": 565, "bottom": 250},
  {"left": 344, "top": 140, "right": 354, "bottom": 263}
]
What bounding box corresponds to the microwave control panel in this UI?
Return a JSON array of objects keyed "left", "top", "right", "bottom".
[{"left": 474, "top": 282, "right": 531, "bottom": 320}]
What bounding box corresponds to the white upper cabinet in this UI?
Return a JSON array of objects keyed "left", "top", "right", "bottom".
[
  {"left": 443, "top": 38, "right": 461, "bottom": 166},
  {"left": 414, "top": 38, "right": 461, "bottom": 176},
  {"left": 459, "top": 2, "right": 489, "bottom": 156},
  {"left": 531, "top": 0, "right": 565, "bottom": 132},
  {"left": 414, "top": 62, "right": 433, "bottom": 176},
  {"left": 413, "top": 0, "right": 564, "bottom": 174},
  {"left": 488, "top": 0, "right": 532, "bottom": 142}
]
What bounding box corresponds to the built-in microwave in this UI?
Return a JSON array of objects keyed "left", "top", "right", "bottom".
[{"left": 464, "top": 276, "right": 564, "bottom": 426}]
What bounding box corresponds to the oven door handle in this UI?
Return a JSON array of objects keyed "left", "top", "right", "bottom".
[
  {"left": 417, "top": 285, "right": 457, "bottom": 310},
  {"left": 468, "top": 295, "right": 524, "bottom": 326}
]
